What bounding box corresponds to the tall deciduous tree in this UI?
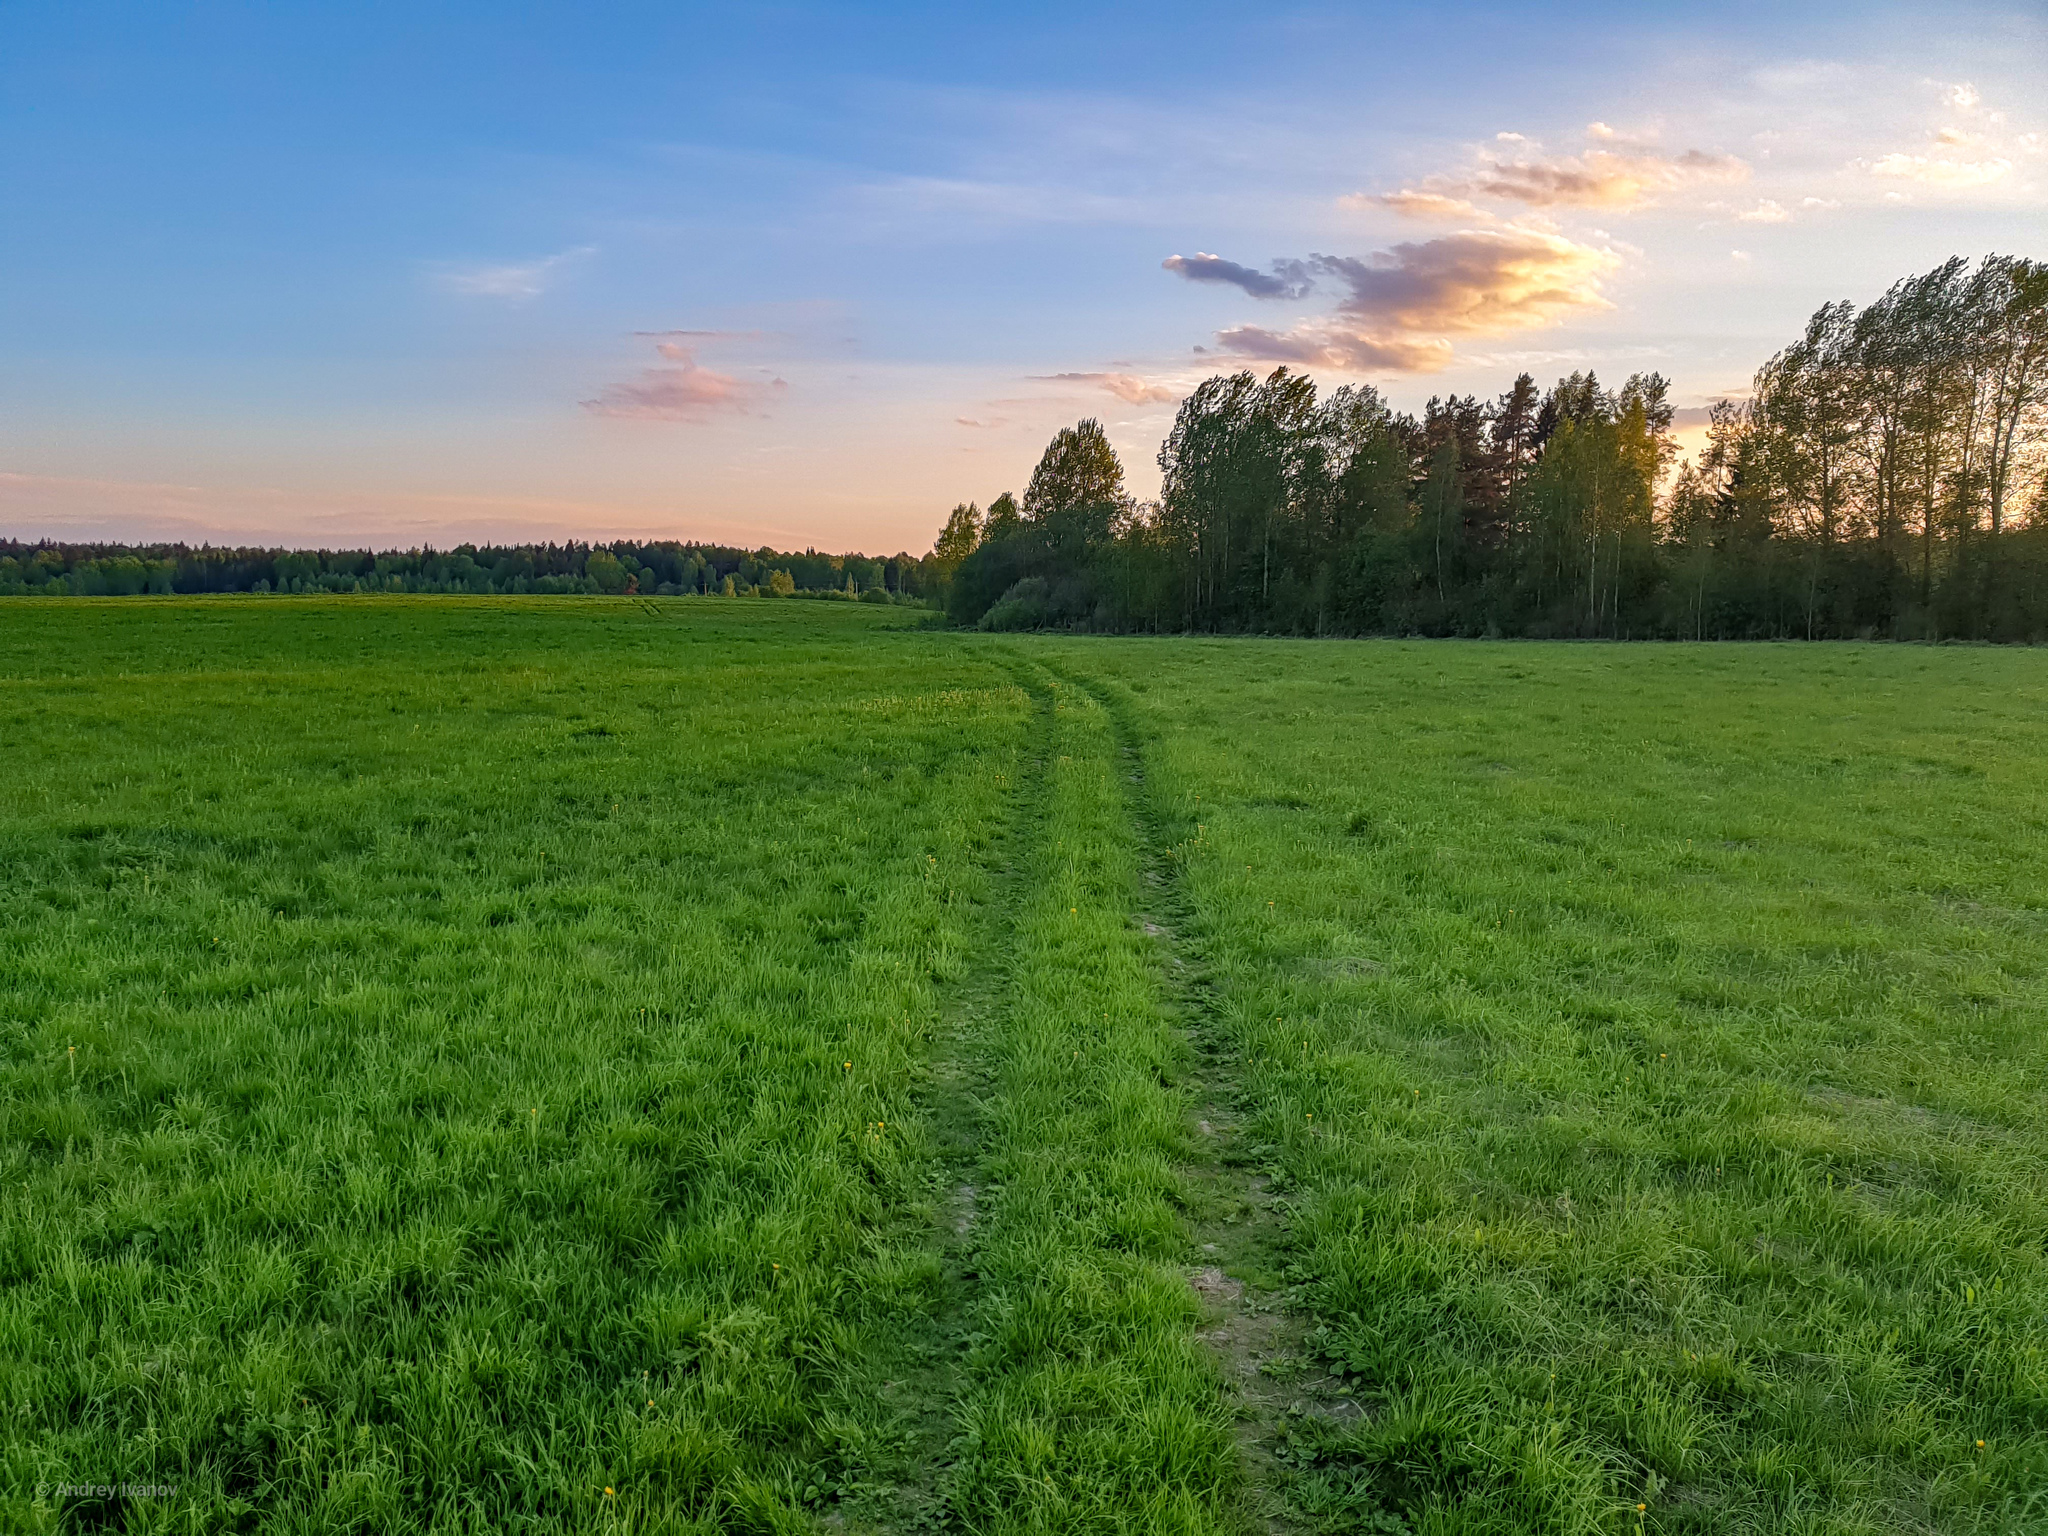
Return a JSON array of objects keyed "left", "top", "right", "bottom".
[{"left": 931, "top": 502, "right": 983, "bottom": 578}]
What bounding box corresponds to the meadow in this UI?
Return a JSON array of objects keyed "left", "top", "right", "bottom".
[{"left": 3, "top": 598, "right": 2044, "bottom": 1534}]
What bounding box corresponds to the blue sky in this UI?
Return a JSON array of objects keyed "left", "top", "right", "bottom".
[{"left": 3, "top": 2, "right": 2042, "bottom": 552}]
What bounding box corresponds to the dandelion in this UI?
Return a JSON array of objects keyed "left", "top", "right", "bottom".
[
  {"left": 1977, "top": 1439, "right": 1986, "bottom": 1448},
  {"left": 604, "top": 1486, "right": 615, "bottom": 1498},
  {"left": 843, "top": 1060, "right": 852, "bottom": 1070}
]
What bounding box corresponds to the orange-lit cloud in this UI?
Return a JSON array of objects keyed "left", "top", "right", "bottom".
[
  {"left": 1463, "top": 147, "right": 1746, "bottom": 208},
  {"left": 1369, "top": 139, "right": 1747, "bottom": 214},
  {"left": 1198, "top": 225, "right": 1617, "bottom": 375},
  {"left": 1317, "top": 228, "right": 1618, "bottom": 333}
]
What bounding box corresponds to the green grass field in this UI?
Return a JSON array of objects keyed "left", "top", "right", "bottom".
[{"left": 4, "top": 599, "right": 2045, "bottom": 1534}]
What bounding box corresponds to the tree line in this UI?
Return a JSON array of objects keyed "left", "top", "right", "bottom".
[
  {"left": 0, "top": 539, "right": 944, "bottom": 603},
  {"left": 10, "top": 254, "right": 2040, "bottom": 637},
  {"left": 941, "top": 253, "right": 2047, "bottom": 640}
]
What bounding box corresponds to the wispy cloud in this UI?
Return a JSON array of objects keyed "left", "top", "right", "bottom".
[
  {"left": 1032, "top": 371, "right": 1181, "bottom": 404},
  {"left": 1735, "top": 198, "right": 1791, "bottom": 222},
  {"left": 843, "top": 174, "right": 1135, "bottom": 229},
  {"left": 1349, "top": 189, "right": 1490, "bottom": 221},
  {"left": 1865, "top": 151, "right": 2011, "bottom": 187},
  {"left": 1463, "top": 146, "right": 1747, "bottom": 208},
  {"left": 1851, "top": 81, "right": 2035, "bottom": 195},
  {"left": 582, "top": 337, "right": 786, "bottom": 422},
  {"left": 634, "top": 328, "right": 775, "bottom": 342},
  {"left": 1161, "top": 253, "right": 1314, "bottom": 300},
  {"left": 1364, "top": 132, "right": 1748, "bottom": 214},
  {"left": 434, "top": 245, "right": 596, "bottom": 300}
]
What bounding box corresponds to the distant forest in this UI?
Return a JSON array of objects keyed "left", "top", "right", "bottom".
[
  {"left": 942, "top": 254, "right": 2048, "bottom": 640},
  {"left": 9, "top": 254, "right": 2043, "bottom": 641},
  {"left": 0, "top": 539, "right": 935, "bottom": 603}
]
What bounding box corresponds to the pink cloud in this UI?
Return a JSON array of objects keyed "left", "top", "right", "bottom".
[
  {"left": 582, "top": 341, "right": 786, "bottom": 421},
  {"left": 1215, "top": 325, "right": 1453, "bottom": 374},
  {"left": 1346, "top": 190, "right": 1489, "bottom": 221},
  {"left": 1032, "top": 371, "right": 1181, "bottom": 404}
]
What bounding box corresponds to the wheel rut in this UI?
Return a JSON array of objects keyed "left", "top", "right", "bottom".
[
  {"left": 1041, "top": 658, "right": 1361, "bottom": 1536},
  {"left": 848, "top": 656, "right": 1341, "bottom": 1534},
  {"left": 833, "top": 667, "right": 1054, "bottom": 1534}
]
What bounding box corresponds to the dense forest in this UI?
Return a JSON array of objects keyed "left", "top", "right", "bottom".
[
  {"left": 0, "top": 538, "right": 935, "bottom": 602},
  {"left": 945, "top": 254, "right": 2048, "bottom": 640}
]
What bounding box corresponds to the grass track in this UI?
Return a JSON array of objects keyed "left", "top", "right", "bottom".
[{"left": 941, "top": 660, "right": 1234, "bottom": 1534}]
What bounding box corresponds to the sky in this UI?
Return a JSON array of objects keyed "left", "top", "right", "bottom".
[{"left": 3, "top": 2, "right": 2043, "bottom": 555}]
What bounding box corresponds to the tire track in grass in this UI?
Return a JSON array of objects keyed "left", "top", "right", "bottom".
[
  {"left": 837, "top": 674, "right": 1052, "bottom": 1533},
  {"left": 1052, "top": 658, "right": 1366, "bottom": 1536},
  {"left": 938, "top": 657, "right": 1236, "bottom": 1536}
]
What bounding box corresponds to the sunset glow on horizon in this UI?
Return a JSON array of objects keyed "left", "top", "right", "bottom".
[{"left": 4, "top": 2, "right": 2042, "bottom": 554}]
